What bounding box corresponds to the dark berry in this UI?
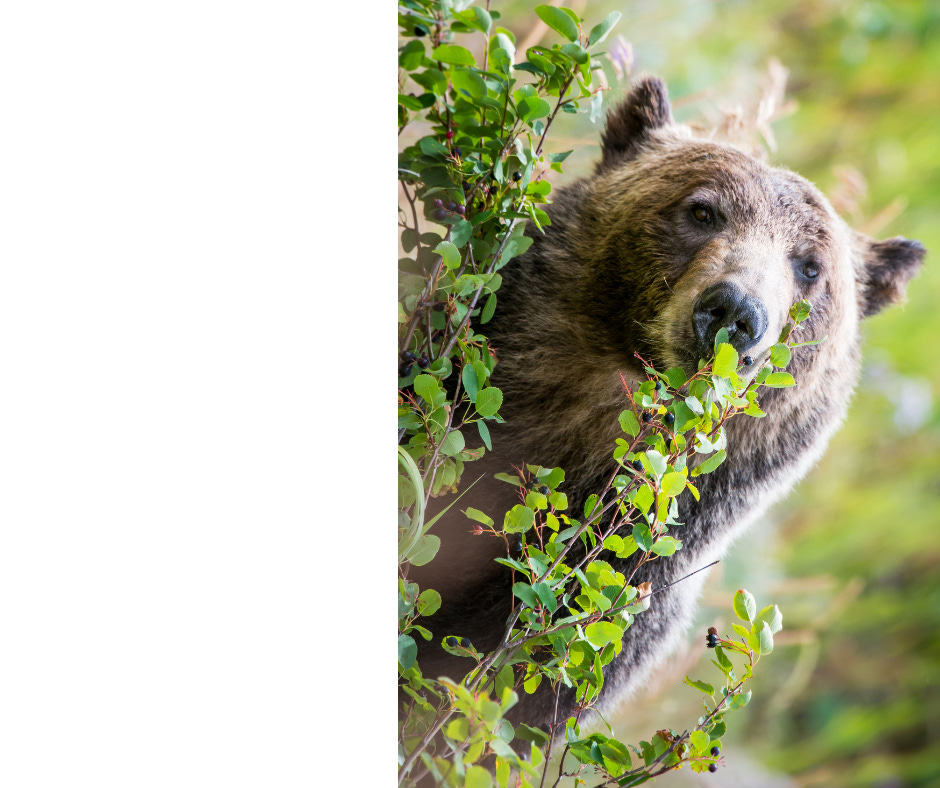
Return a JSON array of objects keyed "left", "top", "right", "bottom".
[
  {"left": 539, "top": 722, "right": 552, "bottom": 734},
  {"left": 742, "top": 355, "right": 754, "bottom": 366},
  {"left": 510, "top": 534, "right": 524, "bottom": 555},
  {"left": 433, "top": 208, "right": 447, "bottom": 221},
  {"left": 631, "top": 460, "right": 644, "bottom": 472},
  {"left": 710, "top": 746, "right": 720, "bottom": 757},
  {"left": 446, "top": 636, "right": 458, "bottom": 647},
  {"left": 417, "top": 355, "right": 430, "bottom": 369},
  {"left": 400, "top": 363, "right": 413, "bottom": 377},
  {"left": 445, "top": 201, "right": 457, "bottom": 212},
  {"left": 539, "top": 485, "right": 549, "bottom": 495},
  {"left": 708, "top": 763, "right": 718, "bottom": 773},
  {"left": 664, "top": 412, "right": 675, "bottom": 425},
  {"left": 433, "top": 198, "right": 443, "bottom": 208},
  {"left": 453, "top": 146, "right": 462, "bottom": 157},
  {"left": 512, "top": 171, "right": 522, "bottom": 181},
  {"left": 462, "top": 180, "right": 470, "bottom": 191},
  {"left": 641, "top": 411, "right": 652, "bottom": 423},
  {"left": 455, "top": 204, "right": 465, "bottom": 215},
  {"left": 401, "top": 350, "right": 417, "bottom": 363}
]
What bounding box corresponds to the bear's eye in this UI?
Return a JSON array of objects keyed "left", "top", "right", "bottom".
[
  {"left": 691, "top": 205, "right": 714, "bottom": 225},
  {"left": 797, "top": 259, "right": 820, "bottom": 281}
]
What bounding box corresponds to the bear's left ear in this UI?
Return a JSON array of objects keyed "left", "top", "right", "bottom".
[
  {"left": 858, "top": 235, "right": 925, "bottom": 318},
  {"left": 599, "top": 76, "right": 673, "bottom": 170}
]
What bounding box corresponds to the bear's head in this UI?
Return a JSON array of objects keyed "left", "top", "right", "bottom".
[{"left": 581, "top": 76, "right": 924, "bottom": 381}]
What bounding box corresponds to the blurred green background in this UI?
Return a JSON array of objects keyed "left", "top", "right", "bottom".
[{"left": 488, "top": 1, "right": 940, "bottom": 785}]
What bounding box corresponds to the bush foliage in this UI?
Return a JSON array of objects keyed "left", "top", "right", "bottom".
[{"left": 397, "top": 3, "right": 809, "bottom": 786}]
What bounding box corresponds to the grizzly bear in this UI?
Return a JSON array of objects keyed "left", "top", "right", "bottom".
[{"left": 410, "top": 76, "right": 924, "bottom": 729}]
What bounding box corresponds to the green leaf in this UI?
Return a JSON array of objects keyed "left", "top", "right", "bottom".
[
  {"left": 462, "top": 363, "right": 479, "bottom": 402},
  {"left": 683, "top": 677, "right": 715, "bottom": 696},
  {"left": 434, "top": 241, "right": 460, "bottom": 270},
  {"left": 650, "top": 536, "right": 682, "bottom": 556},
  {"left": 685, "top": 395, "right": 704, "bottom": 415},
  {"left": 633, "top": 483, "right": 654, "bottom": 514},
  {"left": 789, "top": 299, "right": 812, "bottom": 324},
  {"left": 398, "top": 39, "right": 425, "bottom": 70},
  {"left": 417, "top": 589, "right": 442, "bottom": 616},
  {"left": 481, "top": 292, "right": 497, "bottom": 324},
  {"left": 535, "top": 4, "right": 580, "bottom": 41},
  {"left": 769, "top": 343, "right": 791, "bottom": 368},
  {"left": 450, "top": 218, "right": 473, "bottom": 248},
  {"left": 465, "top": 507, "right": 494, "bottom": 527},
  {"left": 713, "top": 343, "right": 739, "bottom": 376},
  {"left": 465, "top": 765, "right": 493, "bottom": 788},
  {"left": 513, "top": 582, "right": 539, "bottom": 609},
  {"left": 504, "top": 504, "right": 535, "bottom": 533},
  {"left": 763, "top": 372, "right": 795, "bottom": 388},
  {"left": 414, "top": 374, "right": 446, "bottom": 409},
  {"left": 584, "top": 621, "right": 624, "bottom": 648},
  {"left": 632, "top": 523, "right": 653, "bottom": 552},
  {"left": 451, "top": 67, "right": 487, "bottom": 99},
  {"left": 477, "top": 419, "right": 492, "bottom": 450},
  {"left": 439, "top": 429, "right": 465, "bottom": 456},
  {"left": 690, "top": 729, "right": 710, "bottom": 753},
  {"left": 461, "top": 6, "right": 493, "bottom": 34},
  {"left": 664, "top": 366, "right": 687, "bottom": 389},
  {"left": 431, "top": 44, "right": 476, "bottom": 65},
  {"left": 757, "top": 604, "right": 784, "bottom": 634},
  {"left": 475, "top": 387, "right": 503, "bottom": 417},
  {"left": 695, "top": 449, "right": 726, "bottom": 475},
  {"left": 642, "top": 450, "right": 667, "bottom": 479},
  {"left": 730, "top": 689, "right": 752, "bottom": 709},
  {"left": 618, "top": 409, "right": 640, "bottom": 437},
  {"left": 588, "top": 11, "right": 621, "bottom": 46},
  {"left": 534, "top": 581, "right": 558, "bottom": 612},
  {"left": 660, "top": 472, "right": 686, "bottom": 498},
  {"left": 748, "top": 621, "right": 774, "bottom": 655},
  {"left": 408, "top": 534, "right": 441, "bottom": 566},
  {"left": 733, "top": 589, "right": 757, "bottom": 622},
  {"left": 398, "top": 634, "right": 417, "bottom": 669},
  {"left": 790, "top": 335, "right": 828, "bottom": 348}
]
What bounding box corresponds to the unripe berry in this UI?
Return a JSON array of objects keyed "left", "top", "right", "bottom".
[{"left": 446, "top": 130, "right": 454, "bottom": 140}]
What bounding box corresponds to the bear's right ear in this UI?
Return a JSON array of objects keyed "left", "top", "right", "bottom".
[
  {"left": 858, "top": 235, "right": 925, "bottom": 318},
  {"left": 599, "top": 76, "right": 673, "bottom": 169}
]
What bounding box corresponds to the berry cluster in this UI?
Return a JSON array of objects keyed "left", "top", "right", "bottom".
[
  {"left": 705, "top": 626, "right": 719, "bottom": 649},
  {"left": 431, "top": 197, "right": 465, "bottom": 222},
  {"left": 400, "top": 349, "right": 429, "bottom": 377}
]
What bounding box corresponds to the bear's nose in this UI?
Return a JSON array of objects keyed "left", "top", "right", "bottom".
[{"left": 691, "top": 282, "right": 769, "bottom": 360}]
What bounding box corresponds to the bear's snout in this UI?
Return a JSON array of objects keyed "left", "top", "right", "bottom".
[{"left": 691, "top": 282, "right": 769, "bottom": 360}]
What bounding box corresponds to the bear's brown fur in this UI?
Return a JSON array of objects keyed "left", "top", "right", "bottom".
[{"left": 410, "top": 76, "right": 924, "bottom": 728}]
